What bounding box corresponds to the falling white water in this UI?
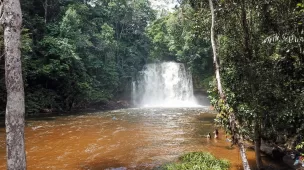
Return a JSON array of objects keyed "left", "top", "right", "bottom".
[{"left": 132, "top": 62, "right": 200, "bottom": 107}]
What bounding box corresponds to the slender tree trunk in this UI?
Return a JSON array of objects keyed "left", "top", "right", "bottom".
[
  {"left": 209, "top": 0, "right": 224, "bottom": 99},
  {"left": 240, "top": 0, "right": 263, "bottom": 168},
  {"left": 240, "top": 0, "right": 252, "bottom": 60},
  {"left": 208, "top": 0, "right": 251, "bottom": 169},
  {"left": 254, "top": 121, "right": 263, "bottom": 169},
  {"left": 44, "top": 0, "right": 48, "bottom": 24},
  {"left": 241, "top": 0, "right": 252, "bottom": 59},
  {"left": 2, "top": 0, "right": 26, "bottom": 169}
]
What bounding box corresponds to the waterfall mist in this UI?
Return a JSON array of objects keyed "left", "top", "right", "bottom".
[{"left": 132, "top": 62, "right": 200, "bottom": 107}]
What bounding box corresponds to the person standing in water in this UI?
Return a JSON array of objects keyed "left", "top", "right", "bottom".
[
  {"left": 214, "top": 129, "right": 219, "bottom": 139},
  {"left": 207, "top": 132, "right": 211, "bottom": 138}
]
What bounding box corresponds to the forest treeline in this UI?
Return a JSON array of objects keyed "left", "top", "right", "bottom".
[
  {"left": 0, "top": 0, "right": 215, "bottom": 115},
  {"left": 0, "top": 0, "right": 157, "bottom": 114}
]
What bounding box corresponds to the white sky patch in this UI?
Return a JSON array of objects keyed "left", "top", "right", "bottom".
[{"left": 149, "top": 0, "right": 179, "bottom": 12}]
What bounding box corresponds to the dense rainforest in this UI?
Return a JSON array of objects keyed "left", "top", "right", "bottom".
[
  {"left": 1, "top": 0, "right": 304, "bottom": 169},
  {"left": 0, "top": 0, "right": 214, "bottom": 115},
  {"left": 0, "top": 0, "right": 157, "bottom": 115}
]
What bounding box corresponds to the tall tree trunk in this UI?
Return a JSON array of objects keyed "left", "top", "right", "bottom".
[
  {"left": 208, "top": 0, "right": 251, "bottom": 169},
  {"left": 254, "top": 121, "right": 263, "bottom": 169},
  {"left": 240, "top": 0, "right": 252, "bottom": 60},
  {"left": 209, "top": 0, "right": 223, "bottom": 99},
  {"left": 2, "top": 0, "right": 26, "bottom": 169},
  {"left": 240, "top": 0, "right": 263, "bottom": 168}
]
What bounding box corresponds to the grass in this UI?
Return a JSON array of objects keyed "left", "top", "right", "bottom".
[{"left": 161, "top": 152, "right": 230, "bottom": 170}]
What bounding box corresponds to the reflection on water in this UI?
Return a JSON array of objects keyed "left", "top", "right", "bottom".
[{"left": 0, "top": 108, "right": 258, "bottom": 169}]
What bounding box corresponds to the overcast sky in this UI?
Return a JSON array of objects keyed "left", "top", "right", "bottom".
[{"left": 149, "top": 0, "right": 179, "bottom": 12}]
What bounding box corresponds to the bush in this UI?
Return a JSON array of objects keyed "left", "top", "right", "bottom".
[{"left": 162, "top": 152, "right": 230, "bottom": 170}]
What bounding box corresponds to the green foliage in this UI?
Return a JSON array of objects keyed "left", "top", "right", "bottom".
[
  {"left": 60, "top": 7, "right": 81, "bottom": 38},
  {"left": 296, "top": 142, "right": 304, "bottom": 150},
  {"left": 0, "top": 0, "right": 156, "bottom": 115},
  {"left": 200, "top": 0, "right": 304, "bottom": 144},
  {"left": 146, "top": 4, "right": 213, "bottom": 86},
  {"left": 165, "top": 5, "right": 304, "bottom": 165},
  {"left": 162, "top": 152, "right": 230, "bottom": 170},
  {"left": 296, "top": 141, "right": 304, "bottom": 156},
  {"left": 200, "top": 76, "right": 214, "bottom": 90},
  {"left": 25, "top": 88, "right": 60, "bottom": 114}
]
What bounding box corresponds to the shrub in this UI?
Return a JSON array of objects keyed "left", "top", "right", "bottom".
[{"left": 162, "top": 152, "right": 230, "bottom": 170}]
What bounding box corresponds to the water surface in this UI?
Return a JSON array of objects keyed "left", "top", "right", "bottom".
[{"left": 0, "top": 108, "right": 260, "bottom": 169}]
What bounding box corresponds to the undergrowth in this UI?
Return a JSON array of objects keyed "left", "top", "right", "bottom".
[{"left": 161, "top": 152, "right": 230, "bottom": 170}]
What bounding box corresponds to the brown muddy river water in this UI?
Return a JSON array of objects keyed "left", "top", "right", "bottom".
[{"left": 0, "top": 108, "right": 282, "bottom": 170}]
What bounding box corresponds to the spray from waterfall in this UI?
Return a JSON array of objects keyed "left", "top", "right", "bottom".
[{"left": 132, "top": 62, "right": 200, "bottom": 107}]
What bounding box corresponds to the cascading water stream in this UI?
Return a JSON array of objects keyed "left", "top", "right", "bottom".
[{"left": 132, "top": 62, "right": 200, "bottom": 107}]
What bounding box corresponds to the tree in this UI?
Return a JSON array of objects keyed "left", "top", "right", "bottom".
[
  {"left": 211, "top": 1, "right": 303, "bottom": 169},
  {"left": 1, "top": 0, "right": 26, "bottom": 169},
  {"left": 0, "top": 0, "right": 156, "bottom": 115},
  {"left": 146, "top": 5, "right": 214, "bottom": 88},
  {"left": 148, "top": 0, "right": 303, "bottom": 168},
  {"left": 208, "top": 0, "right": 250, "bottom": 169}
]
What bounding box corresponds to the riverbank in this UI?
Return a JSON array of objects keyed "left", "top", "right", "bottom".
[
  {"left": 0, "top": 100, "right": 132, "bottom": 129},
  {"left": 32, "top": 88, "right": 211, "bottom": 117},
  {"left": 35, "top": 100, "right": 132, "bottom": 116}
]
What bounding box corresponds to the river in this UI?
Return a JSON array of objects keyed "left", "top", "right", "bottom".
[{"left": 0, "top": 107, "right": 288, "bottom": 169}]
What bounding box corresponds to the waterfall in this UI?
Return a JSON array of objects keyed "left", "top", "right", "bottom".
[{"left": 132, "top": 62, "right": 200, "bottom": 107}]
